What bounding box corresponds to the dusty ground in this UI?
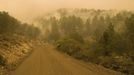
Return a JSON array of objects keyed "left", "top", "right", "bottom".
[{"left": 11, "top": 44, "right": 124, "bottom": 75}]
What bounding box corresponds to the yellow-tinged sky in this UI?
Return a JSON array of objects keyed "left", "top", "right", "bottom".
[{"left": 0, "top": 0, "right": 134, "bottom": 22}]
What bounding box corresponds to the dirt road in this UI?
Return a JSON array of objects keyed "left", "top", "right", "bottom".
[{"left": 11, "top": 44, "right": 123, "bottom": 75}]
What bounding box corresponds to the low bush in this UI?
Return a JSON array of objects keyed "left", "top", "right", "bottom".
[{"left": 56, "top": 38, "right": 82, "bottom": 55}]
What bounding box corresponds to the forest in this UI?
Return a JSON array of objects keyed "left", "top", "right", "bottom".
[
  {"left": 37, "top": 9, "right": 134, "bottom": 75},
  {"left": 0, "top": 8, "right": 134, "bottom": 75}
]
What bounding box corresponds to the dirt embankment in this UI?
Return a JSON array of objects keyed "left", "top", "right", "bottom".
[{"left": 0, "top": 35, "right": 34, "bottom": 75}]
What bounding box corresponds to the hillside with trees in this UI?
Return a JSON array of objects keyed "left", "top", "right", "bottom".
[
  {"left": 0, "top": 11, "right": 40, "bottom": 74},
  {"left": 36, "top": 9, "right": 134, "bottom": 75}
]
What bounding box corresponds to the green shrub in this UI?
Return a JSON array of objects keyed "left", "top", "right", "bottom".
[{"left": 56, "top": 38, "right": 81, "bottom": 55}]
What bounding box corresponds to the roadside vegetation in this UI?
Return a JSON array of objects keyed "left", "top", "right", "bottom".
[
  {"left": 38, "top": 9, "right": 134, "bottom": 75},
  {"left": 0, "top": 11, "right": 40, "bottom": 74}
]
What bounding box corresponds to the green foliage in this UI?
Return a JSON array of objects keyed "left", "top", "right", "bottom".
[
  {"left": 68, "top": 32, "right": 84, "bottom": 43},
  {"left": 42, "top": 9, "right": 134, "bottom": 75},
  {"left": 56, "top": 38, "right": 81, "bottom": 55},
  {"left": 0, "top": 11, "right": 41, "bottom": 70},
  {"left": 0, "top": 11, "right": 19, "bottom": 34},
  {"left": 0, "top": 11, "right": 40, "bottom": 39},
  {"left": 60, "top": 15, "right": 83, "bottom": 35},
  {"left": 125, "top": 14, "right": 134, "bottom": 49},
  {"left": 89, "top": 14, "right": 134, "bottom": 74},
  {"left": 97, "top": 23, "right": 115, "bottom": 56},
  {"left": 48, "top": 17, "right": 60, "bottom": 42}
]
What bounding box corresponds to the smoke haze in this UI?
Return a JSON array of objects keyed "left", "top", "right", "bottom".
[{"left": 0, "top": 0, "right": 134, "bottom": 23}]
